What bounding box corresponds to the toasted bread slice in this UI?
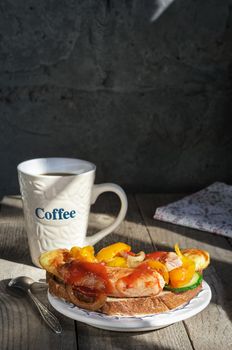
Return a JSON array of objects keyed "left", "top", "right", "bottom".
[{"left": 46, "top": 272, "right": 202, "bottom": 316}]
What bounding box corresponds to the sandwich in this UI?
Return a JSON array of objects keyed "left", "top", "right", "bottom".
[{"left": 39, "top": 242, "right": 210, "bottom": 316}]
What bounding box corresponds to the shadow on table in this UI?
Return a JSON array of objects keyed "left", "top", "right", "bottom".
[
  {"left": 0, "top": 278, "right": 77, "bottom": 350},
  {"left": 77, "top": 321, "right": 181, "bottom": 349}
]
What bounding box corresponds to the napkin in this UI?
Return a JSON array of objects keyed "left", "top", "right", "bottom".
[{"left": 154, "top": 182, "right": 232, "bottom": 238}]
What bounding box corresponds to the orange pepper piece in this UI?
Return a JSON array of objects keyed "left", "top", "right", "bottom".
[{"left": 169, "top": 244, "right": 195, "bottom": 288}]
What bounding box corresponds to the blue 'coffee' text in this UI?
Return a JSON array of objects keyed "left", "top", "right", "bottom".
[{"left": 35, "top": 208, "right": 76, "bottom": 220}]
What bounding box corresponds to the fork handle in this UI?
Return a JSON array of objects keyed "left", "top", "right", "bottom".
[{"left": 28, "top": 289, "right": 62, "bottom": 334}]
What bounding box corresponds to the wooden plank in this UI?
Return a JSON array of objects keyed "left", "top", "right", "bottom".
[
  {"left": 77, "top": 194, "right": 194, "bottom": 350},
  {"left": 0, "top": 196, "right": 77, "bottom": 350},
  {"left": 136, "top": 194, "right": 232, "bottom": 350}
]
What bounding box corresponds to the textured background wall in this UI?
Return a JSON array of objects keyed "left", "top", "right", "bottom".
[{"left": 0, "top": 0, "right": 232, "bottom": 195}]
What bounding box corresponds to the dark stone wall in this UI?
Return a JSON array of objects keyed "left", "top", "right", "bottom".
[{"left": 0, "top": 0, "right": 232, "bottom": 194}]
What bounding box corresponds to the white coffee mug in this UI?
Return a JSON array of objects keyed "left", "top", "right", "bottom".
[{"left": 17, "top": 158, "right": 128, "bottom": 267}]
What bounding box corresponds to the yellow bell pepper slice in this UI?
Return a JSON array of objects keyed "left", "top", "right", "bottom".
[
  {"left": 175, "top": 243, "right": 186, "bottom": 261},
  {"left": 70, "top": 246, "right": 97, "bottom": 262},
  {"left": 147, "top": 260, "right": 169, "bottom": 284},
  {"left": 96, "top": 242, "right": 131, "bottom": 262},
  {"left": 175, "top": 243, "right": 196, "bottom": 267},
  {"left": 106, "top": 257, "right": 128, "bottom": 268}
]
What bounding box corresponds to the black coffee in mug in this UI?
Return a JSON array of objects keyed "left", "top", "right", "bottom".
[{"left": 40, "top": 173, "right": 75, "bottom": 176}]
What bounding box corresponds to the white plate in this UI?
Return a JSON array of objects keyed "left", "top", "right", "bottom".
[{"left": 48, "top": 281, "right": 211, "bottom": 332}]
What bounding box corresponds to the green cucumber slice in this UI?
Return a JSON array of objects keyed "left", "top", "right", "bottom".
[{"left": 164, "top": 272, "right": 203, "bottom": 293}]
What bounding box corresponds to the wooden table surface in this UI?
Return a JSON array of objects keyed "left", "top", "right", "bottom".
[{"left": 0, "top": 194, "right": 232, "bottom": 350}]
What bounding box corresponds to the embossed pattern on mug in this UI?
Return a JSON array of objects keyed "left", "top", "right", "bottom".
[{"left": 19, "top": 172, "right": 94, "bottom": 253}]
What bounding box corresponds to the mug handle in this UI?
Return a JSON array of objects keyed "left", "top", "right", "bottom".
[{"left": 85, "top": 183, "right": 128, "bottom": 246}]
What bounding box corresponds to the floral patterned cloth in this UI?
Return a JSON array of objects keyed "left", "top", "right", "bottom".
[{"left": 154, "top": 182, "right": 232, "bottom": 238}]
